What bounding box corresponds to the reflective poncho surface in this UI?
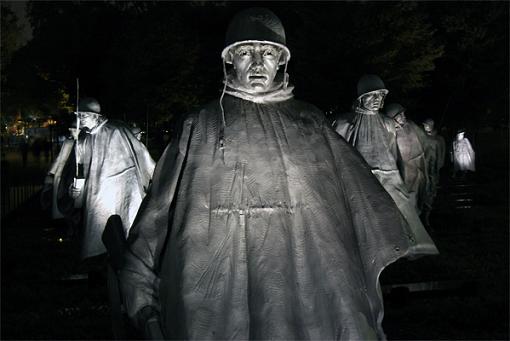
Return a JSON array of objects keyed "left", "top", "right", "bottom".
[
  {"left": 48, "top": 138, "right": 75, "bottom": 219},
  {"left": 394, "top": 120, "right": 429, "bottom": 212},
  {"left": 453, "top": 136, "right": 475, "bottom": 172},
  {"left": 75, "top": 120, "right": 155, "bottom": 259},
  {"left": 121, "top": 95, "right": 432, "bottom": 340},
  {"left": 333, "top": 108, "right": 437, "bottom": 255},
  {"left": 333, "top": 108, "right": 398, "bottom": 172}
]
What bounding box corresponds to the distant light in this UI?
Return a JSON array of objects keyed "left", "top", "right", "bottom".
[{"left": 58, "top": 238, "right": 63, "bottom": 243}]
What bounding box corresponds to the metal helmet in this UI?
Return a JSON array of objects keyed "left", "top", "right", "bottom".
[
  {"left": 357, "top": 74, "right": 388, "bottom": 99},
  {"left": 78, "top": 97, "right": 101, "bottom": 115},
  {"left": 423, "top": 118, "right": 435, "bottom": 126},
  {"left": 221, "top": 7, "right": 290, "bottom": 65},
  {"left": 385, "top": 103, "right": 405, "bottom": 119},
  {"left": 131, "top": 126, "right": 142, "bottom": 135}
]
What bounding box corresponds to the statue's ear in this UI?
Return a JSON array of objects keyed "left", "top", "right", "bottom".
[
  {"left": 278, "top": 53, "right": 286, "bottom": 66},
  {"left": 225, "top": 49, "right": 234, "bottom": 64}
]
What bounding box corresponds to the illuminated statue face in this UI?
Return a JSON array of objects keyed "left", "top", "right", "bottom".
[
  {"left": 360, "top": 91, "right": 386, "bottom": 111},
  {"left": 78, "top": 112, "right": 101, "bottom": 130},
  {"left": 456, "top": 132, "right": 465, "bottom": 140},
  {"left": 231, "top": 43, "right": 281, "bottom": 93}
]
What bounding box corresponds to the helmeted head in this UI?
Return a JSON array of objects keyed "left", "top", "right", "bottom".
[
  {"left": 456, "top": 128, "right": 466, "bottom": 140},
  {"left": 356, "top": 74, "right": 389, "bottom": 111},
  {"left": 422, "top": 118, "right": 435, "bottom": 135},
  {"left": 75, "top": 97, "right": 103, "bottom": 130},
  {"left": 131, "top": 126, "right": 143, "bottom": 141},
  {"left": 221, "top": 8, "right": 290, "bottom": 94},
  {"left": 385, "top": 102, "right": 407, "bottom": 127}
]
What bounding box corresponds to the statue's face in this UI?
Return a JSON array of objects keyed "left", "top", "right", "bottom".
[
  {"left": 231, "top": 43, "right": 281, "bottom": 93},
  {"left": 456, "top": 132, "right": 465, "bottom": 140},
  {"left": 394, "top": 112, "right": 407, "bottom": 127},
  {"left": 78, "top": 112, "right": 100, "bottom": 130},
  {"left": 360, "top": 91, "right": 386, "bottom": 111},
  {"left": 423, "top": 123, "right": 433, "bottom": 135}
]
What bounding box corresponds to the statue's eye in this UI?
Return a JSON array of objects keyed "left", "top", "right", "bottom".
[
  {"left": 237, "top": 48, "right": 252, "bottom": 57},
  {"left": 262, "top": 48, "right": 277, "bottom": 57}
]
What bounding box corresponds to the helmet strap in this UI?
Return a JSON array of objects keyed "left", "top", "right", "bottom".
[
  {"left": 218, "top": 60, "right": 228, "bottom": 151},
  {"left": 283, "top": 60, "right": 289, "bottom": 89}
]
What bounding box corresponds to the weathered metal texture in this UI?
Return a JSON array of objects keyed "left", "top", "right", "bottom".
[{"left": 120, "top": 94, "right": 439, "bottom": 340}]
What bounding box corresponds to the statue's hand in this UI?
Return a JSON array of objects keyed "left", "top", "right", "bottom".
[{"left": 69, "top": 184, "right": 82, "bottom": 199}]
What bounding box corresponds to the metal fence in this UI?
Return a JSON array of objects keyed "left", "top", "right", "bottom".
[
  {"left": 1, "top": 183, "right": 42, "bottom": 219},
  {"left": 1, "top": 145, "right": 53, "bottom": 220}
]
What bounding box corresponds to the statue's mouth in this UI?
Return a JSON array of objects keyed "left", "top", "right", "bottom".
[{"left": 249, "top": 75, "right": 267, "bottom": 81}]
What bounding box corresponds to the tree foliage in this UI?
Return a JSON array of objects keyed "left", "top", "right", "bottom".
[
  {"left": 1, "top": 5, "right": 23, "bottom": 74},
  {"left": 281, "top": 2, "right": 445, "bottom": 111},
  {"left": 423, "top": 2, "right": 509, "bottom": 129}
]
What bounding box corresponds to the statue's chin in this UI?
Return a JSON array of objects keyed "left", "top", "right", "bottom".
[{"left": 238, "top": 83, "right": 272, "bottom": 94}]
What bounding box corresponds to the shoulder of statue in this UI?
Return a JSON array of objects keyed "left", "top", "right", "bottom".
[{"left": 381, "top": 115, "right": 397, "bottom": 134}]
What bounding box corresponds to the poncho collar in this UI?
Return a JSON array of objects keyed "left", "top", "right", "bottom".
[
  {"left": 355, "top": 106, "right": 379, "bottom": 116},
  {"left": 223, "top": 73, "right": 294, "bottom": 104}
]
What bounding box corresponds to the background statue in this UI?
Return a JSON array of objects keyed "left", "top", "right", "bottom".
[
  {"left": 421, "top": 118, "right": 446, "bottom": 226},
  {"left": 62, "top": 97, "right": 155, "bottom": 266},
  {"left": 333, "top": 75, "right": 437, "bottom": 254},
  {"left": 452, "top": 128, "right": 476, "bottom": 176},
  {"left": 385, "top": 103, "right": 429, "bottom": 214}
]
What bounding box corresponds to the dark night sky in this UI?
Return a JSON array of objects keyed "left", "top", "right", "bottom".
[{"left": 2, "top": 1, "right": 509, "bottom": 134}]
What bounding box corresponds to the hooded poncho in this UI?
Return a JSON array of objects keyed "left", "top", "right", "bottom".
[
  {"left": 120, "top": 85, "right": 437, "bottom": 340},
  {"left": 61, "top": 120, "right": 155, "bottom": 260}
]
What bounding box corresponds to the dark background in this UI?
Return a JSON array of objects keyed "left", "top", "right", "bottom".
[{"left": 2, "top": 1, "right": 508, "bottom": 136}]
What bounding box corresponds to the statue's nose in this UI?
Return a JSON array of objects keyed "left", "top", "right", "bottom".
[{"left": 253, "top": 51, "right": 263, "bottom": 64}]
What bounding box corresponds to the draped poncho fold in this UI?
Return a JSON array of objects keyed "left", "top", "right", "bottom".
[{"left": 121, "top": 95, "right": 432, "bottom": 340}]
